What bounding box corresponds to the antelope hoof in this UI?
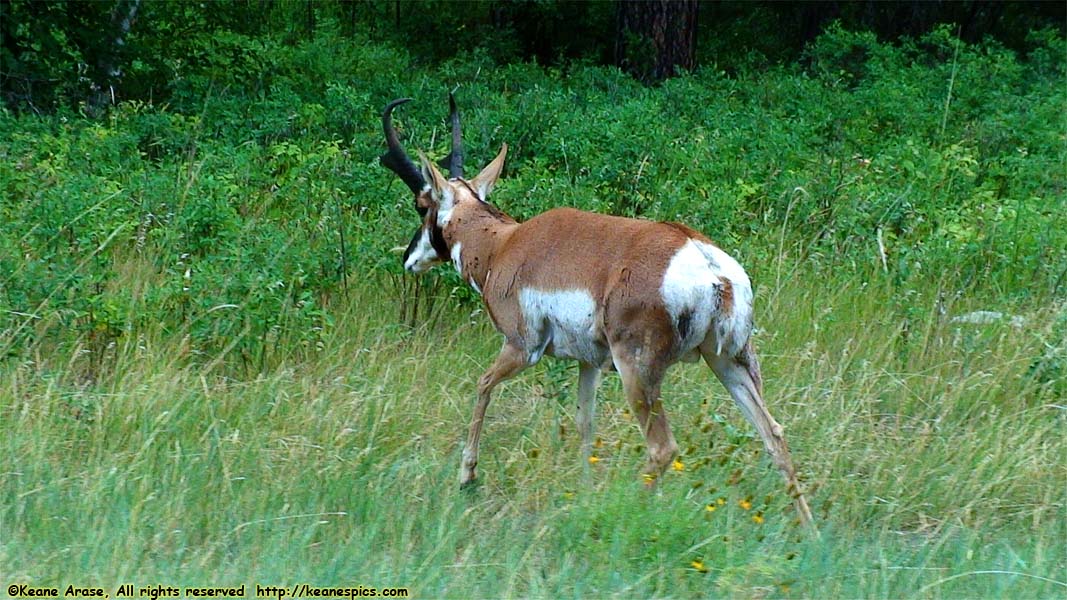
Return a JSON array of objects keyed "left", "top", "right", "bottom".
[
  {"left": 640, "top": 470, "right": 660, "bottom": 489},
  {"left": 794, "top": 496, "right": 819, "bottom": 536},
  {"left": 459, "top": 476, "right": 481, "bottom": 493},
  {"left": 459, "top": 465, "right": 478, "bottom": 489}
]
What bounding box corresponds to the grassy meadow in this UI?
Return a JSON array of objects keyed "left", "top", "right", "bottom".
[
  {"left": 2, "top": 20, "right": 1066, "bottom": 599},
  {"left": 3, "top": 265, "right": 1065, "bottom": 597}
]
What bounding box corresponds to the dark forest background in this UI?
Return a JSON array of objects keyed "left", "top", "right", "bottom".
[{"left": 2, "top": 0, "right": 1064, "bottom": 112}]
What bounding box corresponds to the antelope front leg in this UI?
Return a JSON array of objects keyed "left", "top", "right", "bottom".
[{"left": 461, "top": 342, "right": 530, "bottom": 487}]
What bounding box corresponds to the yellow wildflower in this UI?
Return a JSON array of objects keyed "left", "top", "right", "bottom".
[
  {"left": 672, "top": 458, "right": 685, "bottom": 471},
  {"left": 588, "top": 455, "right": 600, "bottom": 464},
  {"left": 717, "top": 497, "right": 726, "bottom": 506},
  {"left": 705, "top": 503, "right": 717, "bottom": 513},
  {"left": 739, "top": 499, "right": 752, "bottom": 510},
  {"left": 690, "top": 560, "right": 708, "bottom": 573},
  {"left": 752, "top": 513, "right": 764, "bottom": 524}
]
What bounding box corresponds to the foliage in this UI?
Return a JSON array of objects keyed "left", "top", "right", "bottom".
[
  {"left": 4, "top": 1, "right": 1064, "bottom": 113},
  {"left": 2, "top": 23, "right": 1064, "bottom": 368}
]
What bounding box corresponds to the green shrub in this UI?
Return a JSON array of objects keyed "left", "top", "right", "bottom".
[{"left": 1, "top": 24, "right": 1063, "bottom": 373}]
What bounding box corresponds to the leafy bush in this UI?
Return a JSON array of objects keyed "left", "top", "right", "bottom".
[{"left": 1, "top": 24, "right": 1064, "bottom": 376}]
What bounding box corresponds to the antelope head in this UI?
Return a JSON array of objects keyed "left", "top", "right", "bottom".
[{"left": 380, "top": 94, "right": 505, "bottom": 273}]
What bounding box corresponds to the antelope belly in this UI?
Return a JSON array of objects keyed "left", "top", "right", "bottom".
[{"left": 518, "top": 288, "right": 607, "bottom": 365}]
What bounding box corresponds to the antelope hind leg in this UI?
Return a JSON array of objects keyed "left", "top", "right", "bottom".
[{"left": 703, "top": 343, "right": 817, "bottom": 533}]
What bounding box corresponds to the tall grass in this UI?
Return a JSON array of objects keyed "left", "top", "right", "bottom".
[{"left": 3, "top": 254, "right": 1063, "bottom": 597}]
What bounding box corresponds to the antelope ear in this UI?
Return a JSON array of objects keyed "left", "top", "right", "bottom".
[
  {"left": 417, "top": 150, "right": 450, "bottom": 205},
  {"left": 469, "top": 144, "right": 508, "bottom": 201}
]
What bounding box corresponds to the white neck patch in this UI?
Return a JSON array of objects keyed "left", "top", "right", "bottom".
[{"left": 451, "top": 241, "right": 464, "bottom": 277}]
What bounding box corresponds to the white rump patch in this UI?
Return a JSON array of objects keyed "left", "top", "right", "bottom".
[
  {"left": 660, "top": 239, "right": 753, "bottom": 357},
  {"left": 518, "top": 288, "right": 606, "bottom": 365},
  {"left": 701, "top": 243, "right": 753, "bottom": 353}
]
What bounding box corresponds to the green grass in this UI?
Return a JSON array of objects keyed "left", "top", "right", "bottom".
[{"left": 3, "top": 257, "right": 1064, "bottom": 598}]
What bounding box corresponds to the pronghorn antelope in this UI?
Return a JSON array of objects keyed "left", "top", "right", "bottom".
[{"left": 380, "top": 96, "right": 815, "bottom": 529}]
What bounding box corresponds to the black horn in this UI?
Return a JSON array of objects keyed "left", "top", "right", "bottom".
[
  {"left": 380, "top": 98, "right": 427, "bottom": 195},
  {"left": 438, "top": 92, "right": 464, "bottom": 179}
]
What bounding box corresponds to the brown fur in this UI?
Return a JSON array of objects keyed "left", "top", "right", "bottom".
[
  {"left": 445, "top": 206, "right": 692, "bottom": 358},
  {"left": 719, "top": 279, "right": 734, "bottom": 319}
]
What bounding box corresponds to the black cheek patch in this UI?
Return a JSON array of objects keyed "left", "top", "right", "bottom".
[
  {"left": 402, "top": 226, "right": 422, "bottom": 265},
  {"left": 430, "top": 224, "right": 449, "bottom": 259}
]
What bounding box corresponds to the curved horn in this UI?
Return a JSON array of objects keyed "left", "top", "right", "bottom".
[
  {"left": 445, "top": 92, "right": 464, "bottom": 178},
  {"left": 380, "top": 98, "right": 427, "bottom": 194}
]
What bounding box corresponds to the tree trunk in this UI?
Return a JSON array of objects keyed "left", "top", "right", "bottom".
[
  {"left": 615, "top": 0, "right": 698, "bottom": 84},
  {"left": 87, "top": 0, "right": 140, "bottom": 116}
]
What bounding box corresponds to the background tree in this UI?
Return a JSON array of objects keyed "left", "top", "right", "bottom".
[
  {"left": 614, "top": 0, "right": 699, "bottom": 84},
  {"left": 86, "top": 0, "right": 141, "bottom": 115}
]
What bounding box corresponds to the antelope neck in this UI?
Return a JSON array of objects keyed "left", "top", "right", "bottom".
[{"left": 443, "top": 202, "right": 517, "bottom": 292}]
